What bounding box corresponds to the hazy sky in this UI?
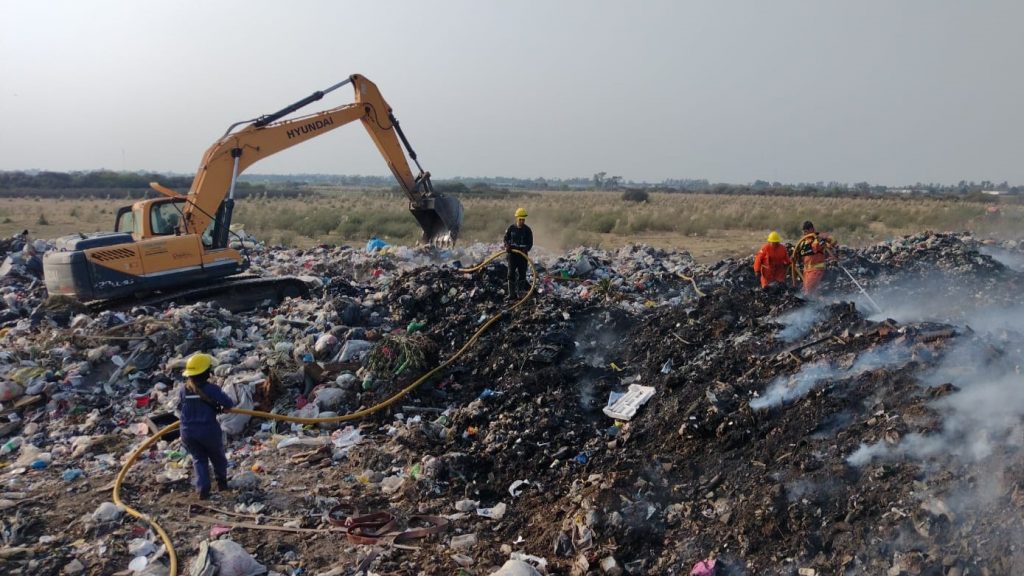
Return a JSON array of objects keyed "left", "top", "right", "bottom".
[{"left": 2, "top": 1, "right": 1022, "bottom": 185}]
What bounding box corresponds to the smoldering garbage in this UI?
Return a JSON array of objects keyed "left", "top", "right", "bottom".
[{"left": 0, "top": 232, "right": 1022, "bottom": 575}]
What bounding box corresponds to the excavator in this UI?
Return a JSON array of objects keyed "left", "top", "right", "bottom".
[{"left": 43, "top": 74, "right": 463, "bottom": 310}]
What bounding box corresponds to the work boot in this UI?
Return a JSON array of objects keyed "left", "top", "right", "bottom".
[
  {"left": 217, "top": 477, "right": 230, "bottom": 492},
  {"left": 198, "top": 488, "right": 211, "bottom": 500}
]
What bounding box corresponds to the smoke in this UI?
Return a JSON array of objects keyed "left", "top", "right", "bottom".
[
  {"left": 751, "top": 342, "right": 913, "bottom": 410},
  {"left": 843, "top": 265, "right": 1021, "bottom": 328},
  {"left": 571, "top": 311, "right": 625, "bottom": 368},
  {"left": 578, "top": 377, "right": 599, "bottom": 412},
  {"left": 810, "top": 410, "right": 856, "bottom": 440},
  {"left": 960, "top": 303, "right": 1024, "bottom": 335},
  {"left": 774, "top": 303, "right": 827, "bottom": 342},
  {"left": 750, "top": 360, "right": 835, "bottom": 410},
  {"left": 979, "top": 245, "right": 1024, "bottom": 272},
  {"left": 848, "top": 333, "right": 1024, "bottom": 467},
  {"left": 848, "top": 276, "right": 954, "bottom": 325}
]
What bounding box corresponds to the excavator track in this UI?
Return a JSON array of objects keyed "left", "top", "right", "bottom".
[{"left": 86, "top": 275, "right": 318, "bottom": 313}]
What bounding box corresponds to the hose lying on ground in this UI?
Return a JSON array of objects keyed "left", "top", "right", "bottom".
[
  {"left": 112, "top": 250, "right": 536, "bottom": 576},
  {"left": 675, "top": 272, "right": 705, "bottom": 298}
]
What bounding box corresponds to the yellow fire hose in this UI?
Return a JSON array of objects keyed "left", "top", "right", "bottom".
[
  {"left": 788, "top": 234, "right": 837, "bottom": 287},
  {"left": 675, "top": 272, "right": 705, "bottom": 298},
  {"left": 112, "top": 250, "right": 535, "bottom": 575}
]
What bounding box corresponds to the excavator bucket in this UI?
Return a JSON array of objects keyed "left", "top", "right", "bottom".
[{"left": 411, "top": 195, "right": 464, "bottom": 245}]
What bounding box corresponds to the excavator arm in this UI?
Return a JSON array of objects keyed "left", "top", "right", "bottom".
[{"left": 180, "top": 74, "right": 462, "bottom": 244}]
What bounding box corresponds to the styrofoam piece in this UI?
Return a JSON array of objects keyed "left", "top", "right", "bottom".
[{"left": 602, "top": 384, "right": 656, "bottom": 421}]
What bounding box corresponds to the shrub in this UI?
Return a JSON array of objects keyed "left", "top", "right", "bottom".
[
  {"left": 583, "top": 212, "right": 617, "bottom": 234},
  {"left": 622, "top": 189, "right": 650, "bottom": 203},
  {"left": 276, "top": 230, "right": 295, "bottom": 247},
  {"left": 36, "top": 213, "right": 49, "bottom": 225}
]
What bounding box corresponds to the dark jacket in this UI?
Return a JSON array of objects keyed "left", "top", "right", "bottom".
[
  {"left": 179, "top": 380, "right": 235, "bottom": 432},
  {"left": 503, "top": 224, "right": 533, "bottom": 253}
]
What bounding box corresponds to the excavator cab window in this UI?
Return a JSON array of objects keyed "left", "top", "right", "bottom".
[
  {"left": 151, "top": 201, "right": 185, "bottom": 236},
  {"left": 114, "top": 207, "right": 134, "bottom": 235}
]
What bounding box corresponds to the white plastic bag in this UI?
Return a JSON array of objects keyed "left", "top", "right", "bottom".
[
  {"left": 330, "top": 426, "right": 362, "bottom": 448},
  {"left": 208, "top": 539, "right": 267, "bottom": 576},
  {"left": 314, "top": 387, "right": 347, "bottom": 411},
  {"left": 218, "top": 377, "right": 256, "bottom": 436},
  {"left": 489, "top": 560, "right": 542, "bottom": 576}
]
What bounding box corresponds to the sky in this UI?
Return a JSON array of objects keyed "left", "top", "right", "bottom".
[{"left": 1, "top": 0, "right": 1022, "bottom": 186}]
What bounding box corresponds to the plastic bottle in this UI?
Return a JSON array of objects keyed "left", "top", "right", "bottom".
[{"left": 0, "top": 436, "right": 23, "bottom": 455}]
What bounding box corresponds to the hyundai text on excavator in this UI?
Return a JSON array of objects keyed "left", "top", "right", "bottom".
[{"left": 43, "top": 74, "right": 463, "bottom": 310}]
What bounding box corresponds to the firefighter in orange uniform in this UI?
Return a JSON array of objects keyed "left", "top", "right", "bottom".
[
  {"left": 792, "top": 221, "right": 835, "bottom": 295},
  {"left": 753, "top": 231, "right": 791, "bottom": 288}
]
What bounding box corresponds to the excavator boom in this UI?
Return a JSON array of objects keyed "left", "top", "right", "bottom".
[{"left": 183, "top": 74, "right": 463, "bottom": 244}]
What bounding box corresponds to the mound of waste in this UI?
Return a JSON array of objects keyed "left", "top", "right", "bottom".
[{"left": 0, "top": 232, "right": 1021, "bottom": 575}]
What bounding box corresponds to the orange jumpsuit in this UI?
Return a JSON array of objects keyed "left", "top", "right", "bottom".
[
  {"left": 753, "top": 242, "right": 791, "bottom": 288},
  {"left": 796, "top": 232, "right": 831, "bottom": 294}
]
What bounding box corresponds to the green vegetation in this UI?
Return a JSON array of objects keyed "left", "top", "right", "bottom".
[
  {"left": 0, "top": 183, "right": 1020, "bottom": 262},
  {"left": 0, "top": 170, "right": 297, "bottom": 199},
  {"left": 621, "top": 189, "right": 650, "bottom": 203},
  {"left": 228, "top": 189, "right": 1023, "bottom": 253}
]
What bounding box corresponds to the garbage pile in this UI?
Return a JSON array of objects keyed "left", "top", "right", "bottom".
[{"left": 0, "top": 232, "right": 1022, "bottom": 575}]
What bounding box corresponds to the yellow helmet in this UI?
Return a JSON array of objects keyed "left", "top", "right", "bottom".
[
  {"left": 182, "top": 353, "right": 213, "bottom": 377},
  {"left": 514, "top": 207, "right": 528, "bottom": 219},
  {"left": 767, "top": 231, "right": 782, "bottom": 243}
]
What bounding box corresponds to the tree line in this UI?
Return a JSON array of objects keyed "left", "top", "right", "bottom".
[
  {"left": 0, "top": 170, "right": 305, "bottom": 198},
  {"left": 1, "top": 169, "right": 1019, "bottom": 202}
]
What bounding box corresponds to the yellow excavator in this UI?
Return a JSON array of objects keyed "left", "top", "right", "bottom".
[{"left": 43, "top": 74, "right": 463, "bottom": 309}]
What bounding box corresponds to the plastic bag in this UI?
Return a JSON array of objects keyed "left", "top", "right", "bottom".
[
  {"left": 218, "top": 378, "right": 255, "bottom": 436},
  {"left": 0, "top": 380, "right": 24, "bottom": 401},
  {"left": 366, "top": 237, "right": 389, "bottom": 253},
  {"left": 331, "top": 426, "right": 362, "bottom": 448},
  {"left": 208, "top": 539, "right": 267, "bottom": 576},
  {"left": 276, "top": 436, "right": 328, "bottom": 450},
  {"left": 489, "top": 559, "right": 541, "bottom": 576},
  {"left": 314, "top": 387, "right": 347, "bottom": 411}
]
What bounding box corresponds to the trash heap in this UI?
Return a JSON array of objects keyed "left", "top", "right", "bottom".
[{"left": 0, "top": 232, "right": 1022, "bottom": 576}]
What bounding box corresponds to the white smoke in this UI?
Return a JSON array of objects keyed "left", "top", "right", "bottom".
[
  {"left": 578, "top": 377, "right": 599, "bottom": 412},
  {"left": 979, "top": 245, "right": 1024, "bottom": 272},
  {"left": 774, "top": 303, "right": 827, "bottom": 342},
  {"left": 847, "top": 300, "right": 1024, "bottom": 468},
  {"left": 750, "top": 360, "right": 835, "bottom": 410},
  {"left": 851, "top": 278, "right": 953, "bottom": 325},
  {"left": 843, "top": 264, "right": 1020, "bottom": 327},
  {"left": 751, "top": 342, "right": 913, "bottom": 410}
]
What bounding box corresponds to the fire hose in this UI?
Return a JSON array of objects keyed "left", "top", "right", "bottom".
[
  {"left": 788, "top": 234, "right": 837, "bottom": 287},
  {"left": 113, "top": 249, "right": 535, "bottom": 576},
  {"left": 786, "top": 239, "right": 883, "bottom": 314},
  {"left": 837, "top": 262, "right": 884, "bottom": 315}
]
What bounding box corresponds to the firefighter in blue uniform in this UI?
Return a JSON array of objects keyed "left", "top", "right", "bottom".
[{"left": 179, "top": 353, "right": 235, "bottom": 499}]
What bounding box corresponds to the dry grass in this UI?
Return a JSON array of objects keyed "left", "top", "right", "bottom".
[{"left": 2, "top": 191, "right": 1020, "bottom": 263}]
